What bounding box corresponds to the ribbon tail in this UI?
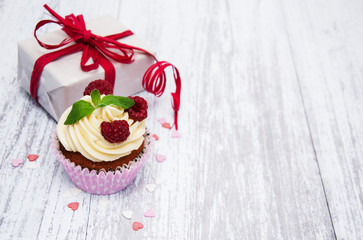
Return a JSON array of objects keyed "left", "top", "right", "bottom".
[
  {"left": 142, "top": 61, "right": 181, "bottom": 130},
  {"left": 30, "top": 44, "right": 83, "bottom": 102},
  {"left": 98, "top": 54, "right": 116, "bottom": 89}
]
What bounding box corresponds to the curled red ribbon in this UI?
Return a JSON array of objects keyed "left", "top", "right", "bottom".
[{"left": 31, "top": 4, "right": 181, "bottom": 129}]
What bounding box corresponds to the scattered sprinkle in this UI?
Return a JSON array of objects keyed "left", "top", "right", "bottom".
[
  {"left": 27, "top": 154, "right": 39, "bottom": 162},
  {"left": 63, "top": 188, "right": 82, "bottom": 197},
  {"left": 152, "top": 134, "right": 159, "bottom": 141},
  {"left": 62, "top": 191, "right": 72, "bottom": 198},
  {"left": 11, "top": 159, "right": 24, "bottom": 167},
  {"left": 161, "top": 122, "right": 172, "bottom": 129},
  {"left": 62, "top": 191, "right": 73, "bottom": 198},
  {"left": 68, "top": 202, "right": 79, "bottom": 211},
  {"left": 122, "top": 210, "right": 134, "bottom": 219},
  {"left": 144, "top": 209, "right": 155, "bottom": 218},
  {"left": 157, "top": 118, "right": 166, "bottom": 124},
  {"left": 27, "top": 162, "right": 39, "bottom": 169},
  {"left": 155, "top": 177, "right": 165, "bottom": 185},
  {"left": 132, "top": 222, "right": 144, "bottom": 231},
  {"left": 146, "top": 184, "right": 156, "bottom": 192},
  {"left": 171, "top": 130, "right": 181, "bottom": 138},
  {"left": 70, "top": 188, "right": 82, "bottom": 196},
  {"left": 185, "top": 166, "right": 195, "bottom": 173},
  {"left": 99, "top": 199, "right": 110, "bottom": 207},
  {"left": 156, "top": 154, "right": 166, "bottom": 162}
]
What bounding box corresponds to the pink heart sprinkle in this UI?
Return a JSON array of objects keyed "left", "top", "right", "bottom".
[
  {"left": 171, "top": 130, "right": 181, "bottom": 138},
  {"left": 11, "top": 159, "right": 24, "bottom": 167},
  {"left": 157, "top": 118, "right": 166, "bottom": 124},
  {"left": 152, "top": 134, "right": 159, "bottom": 141},
  {"left": 162, "top": 123, "right": 172, "bottom": 129},
  {"left": 156, "top": 154, "right": 166, "bottom": 162},
  {"left": 132, "top": 222, "right": 144, "bottom": 231},
  {"left": 68, "top": 202, "right": 79, "bottom": 211},
  {"left": 144, "top": 209, "right": 155, "bottom": 218},
  {"left": 27, "top": 154, "right": 39, "bottom": 162}
]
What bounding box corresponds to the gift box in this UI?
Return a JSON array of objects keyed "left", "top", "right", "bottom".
[{"left": 18, "top": 14, "right": 155, "bottom": 121}]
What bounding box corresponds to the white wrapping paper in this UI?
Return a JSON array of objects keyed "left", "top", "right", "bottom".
[{"left": 18, "top": 15, "right": 155, "bottom": 121}]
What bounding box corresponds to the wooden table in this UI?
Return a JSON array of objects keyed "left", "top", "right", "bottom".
[{"left": 1, "top": 0, "right": 362, "bottom": 239}]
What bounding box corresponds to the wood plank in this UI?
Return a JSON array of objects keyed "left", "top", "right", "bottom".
[
  {"left": 33, "top": 1, "right": 122, "bottom": 240},
  {"left": 0, "top": 0, "right": 345, "bottom": 238},
  {"left": 280, "top": 0, "right": 363, "bottom": 238},
  {"left": 85, "top": 0, "right": 335, "bottom": 238},
  {"left": 0, "top": 0, "right": 59, "bottom": 238}
]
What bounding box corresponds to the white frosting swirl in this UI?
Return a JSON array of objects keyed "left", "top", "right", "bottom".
[{"left": 57, "top": 95, "right": 145, "bottom": 162}]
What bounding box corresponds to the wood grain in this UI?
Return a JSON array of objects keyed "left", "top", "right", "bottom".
[
  {"left": 281, "top": 0, "right": 363, "bottom": 238},
  {"left": 0, "top": 0, "right": 362, "bottom": 239}
]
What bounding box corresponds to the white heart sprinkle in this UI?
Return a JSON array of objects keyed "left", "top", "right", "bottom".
[
  {"left": 122, "top": 210, "right": 133, "bottom": 219},
  {"left": 99, "top": 199, "right": 109, "bottom": 207},
  {"left": 27, "top": 162, "right": 38, "bottom": 169},
  {"left": 63, "top": 188, "right": 82, "bottom": 197},
  {"left": 146, "top": 184, "right": 156, "bottom": 192},
  {"left": 185, "top": 167, "right": 195, "bottom": 173},
  {"left": 62, "top": 191, "right": 73, "bottom": 198},
  {"left": 155, "top": 177, "right": 165, "bottom": 185},
  {"left": 70, "top": 188, "right": 82, "bottom": 196}
]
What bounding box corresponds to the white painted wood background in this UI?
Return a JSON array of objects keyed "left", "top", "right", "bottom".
[{"left": 0, "top": 0, "right": 362, "bottom": 239}]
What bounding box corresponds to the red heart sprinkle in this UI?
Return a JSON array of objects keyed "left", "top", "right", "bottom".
[
  {"left": 152, "top": 134, "right": 159, "bottom": 141},
  {"left": 162, "top": 123, "right": 172, "bottom": 129},
  {"left": 132, "top": 222, "right": 144, "bottom": 231},
  {"left": 27, "top": 154, "right": 39, "bottom": 162},
  {"left": 68, "top": 202, "right": 79, "bottom": 211}
]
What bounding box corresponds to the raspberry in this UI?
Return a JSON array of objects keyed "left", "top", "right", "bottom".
[
  {"left": 83, "top": 79, "right": 113, "bottom": 96},
  {"left": 125, "top": 96, "right": 148, "bottom": 121},
  {"left": 100, "top": 120, "right": 130, "bottom": 143}
]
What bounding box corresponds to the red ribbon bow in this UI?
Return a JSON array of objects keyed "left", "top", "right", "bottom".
[{"left": 31, "top": 4, "right": 181, "bottom": 129}]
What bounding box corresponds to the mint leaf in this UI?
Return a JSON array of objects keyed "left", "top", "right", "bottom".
[
  {"left": 101, "top": 95, "right": 135, "bottom": 109},
  {"left": 64, "top": 100, "right": 95, "bottom": 125},
  {"left": 91, "top": 89, "right": 101, "bottom": 106},
  {"left": 96, "top": 103, "right": 107, "bottom": 108}
]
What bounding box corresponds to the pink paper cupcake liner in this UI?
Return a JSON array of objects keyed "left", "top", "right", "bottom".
[{"left": 50, "top": 130, "right": 153, "bottom": 195}]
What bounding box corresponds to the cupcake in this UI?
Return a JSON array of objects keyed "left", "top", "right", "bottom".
[{"left": 51, "top": 82, "right": 152, "bottom": 195}]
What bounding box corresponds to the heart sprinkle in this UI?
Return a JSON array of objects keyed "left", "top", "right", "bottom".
[
  {"left": 157, "top": 118, "right": 166, "bottom": 124},
  {"left": 11, "top": 159, "right": 24, "bottom": 167},
  {"left": 27, "top": 162, "right": 39, "bottom": 169},
  {"left": 185, "top": 166, "right": 195, "bottom": 173},
  {"left": 132, "top": 222, "right": 144, "bottom": 231},
  {"left": 155, "top": 177, "right": 165, "bottom": 185},
  {"left": 63, "top": 188, "right": 82, "bottom": 197},
  {"left": 144, "top": 209, "right": 155, "bottom": 218},
  {"left": 122, "top": 210, "right": 134, "bottom": 219},
  {"left": 68, "top": 202, "right": 79, "bottom": 211},
  {"left": 70, "top": 188, "right": 82, "bottom": 196},
  {"left": 152, "top": 134, "right": 159, "bottom": 141},
  {"left": 99, "top": 199, "right": 110, "bottom": 208},
  {"left": 146, "top": 184, "right": 156, "bottom": 192},
  {"left": 171, "top": 130, "right": 181, "bottom": 138},
  {"left": 27, "top": 154, "right": 39, "bottom": 162},
  {"left": 161, "top": 122, "right": 172, "bottom": 129},
  {"left": 156, "top": 154, "right": 166, "bottom": 162}
]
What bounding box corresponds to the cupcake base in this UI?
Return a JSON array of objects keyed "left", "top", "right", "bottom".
[
  {"left": 58, "top": 140, "right": 145, "bottom": 171},
  {"left": 50, "top": 130, "right": 152, "bottom": 195}
]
